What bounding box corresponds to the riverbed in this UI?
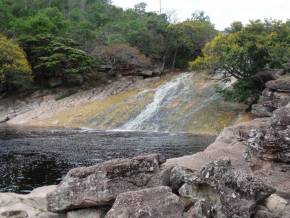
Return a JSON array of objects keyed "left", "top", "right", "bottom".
[{"left": 0, "top": 126, "right": 215, "bottom": 193}]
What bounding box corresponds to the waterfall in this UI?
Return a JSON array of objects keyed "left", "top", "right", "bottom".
[
  {"left": 121, "top": 73, "right": 196, "bottom": 131},
  {"left": 120, "top": 72, "right": 240, "bottom": 134}
]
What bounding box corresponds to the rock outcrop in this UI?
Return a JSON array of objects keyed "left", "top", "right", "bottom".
[
  {"left": 244, "top": 106, "right": 290, "bottom": 163},
  {"left": 47, "top": 154, "right": 170, "bottom": 212},
  {"left": 176, "top": 160, "right": 275, "bottom": 218},
  {"left": 252, "top": 79, "right": 290, "bottom": 117}
]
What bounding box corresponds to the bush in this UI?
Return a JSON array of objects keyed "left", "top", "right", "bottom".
[
  {"left": 0, "top": 33, "right": 32, "bottom": 92},
  {"left": 93, "top": 43, "right": 151, "bottom": 69}
]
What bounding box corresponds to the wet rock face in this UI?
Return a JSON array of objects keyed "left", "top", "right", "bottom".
[
  {"left": 105, "top": 186, "right": 185, "bottom": 218},
  {"left": 47, "top": 154, "right": 169, "bottom": 213},
  {"left": 177, "top": 160, "right": 275, "bottom": 218}
]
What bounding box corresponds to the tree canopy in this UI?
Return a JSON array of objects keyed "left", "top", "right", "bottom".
[{"left": 0, "top": 0, "right": 217, "bottom": 93}]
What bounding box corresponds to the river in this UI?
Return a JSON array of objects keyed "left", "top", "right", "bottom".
[{"left": 0, "top": 126, "right": 215, "bottom": 193}]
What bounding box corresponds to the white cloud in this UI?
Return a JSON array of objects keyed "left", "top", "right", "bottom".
[{"left": 112, "top": 0, "right": 290, "bottom": 30}]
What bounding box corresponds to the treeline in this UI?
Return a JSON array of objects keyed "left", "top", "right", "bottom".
[
  {"left": 192, "top": 20, "right": 290, "bottom": 102},
  {"left": 0, "top": 0, "right": 216, "bottom": 93}
]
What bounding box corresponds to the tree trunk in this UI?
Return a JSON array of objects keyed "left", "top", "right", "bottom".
[{"left": 171, "top": 49, "right": 177, "bottom": 70}]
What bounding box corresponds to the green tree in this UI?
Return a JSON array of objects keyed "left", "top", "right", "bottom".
[
  {"left": 192, "top": 19, "right": 290, "bottom": 102},
  {"left": 166, "top": 17, "right": 217, "bottom": 69},
  {"left": 20, "top": 34, "right": 97, "bottom": 87}
]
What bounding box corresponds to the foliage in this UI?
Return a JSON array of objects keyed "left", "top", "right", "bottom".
[
  {"left": 216, "top": 79, "right": 263, "bottom": 102},
  {"left": 163, "top": 11, "right": 217, "bottom": 69},
  {"left": 192, "top": 20, "right": 290, "bottom": 102},
  {"left": 12, "top": 7, "right": 68, "bottom": 36},
  {"left": 20, "top": 34, "right": 97, "bottom": 87},
  {"left": 0, "top": 33, "right": 32, "bottom": 92},
  {"left": 0, "top": 0, "right": 217, "bottom": 92}
]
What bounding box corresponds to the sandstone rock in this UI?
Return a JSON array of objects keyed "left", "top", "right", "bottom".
[
  {"left": 47, "top": 154, "right": 168, "bottom": 213},
  {"left": 178, "top": 160, "right": 275, "bottom": 218},
  {"left": 105, "top": 186, "right": 185, "bottom": 218},
  {"left": 266, "top": 79, "right": 290, "bottom": 92},
  {"left": 252, "top": 69, "right": 282, "bottom": 84},
  {"left": 67, "top": 208, "right": 108, "bottom": 218},
  {"left": 0, "top": 186, "right": 62, "bottom": 218},
  {"left": 266, "top": 194, "right": 288, "bottom": 214}
]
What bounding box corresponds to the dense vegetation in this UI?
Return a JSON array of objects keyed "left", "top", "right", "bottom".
[
  {"left": 0, "top": 0, "right": 216, "bottom": 93},
  {"left": 1, "top": 0, "right": 289, "bottom": 103},
  {"left": 192, "top": 20, "right": 290, "bottom": 102}
]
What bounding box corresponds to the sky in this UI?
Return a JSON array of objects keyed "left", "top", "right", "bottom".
[{"left": 112, "top": 0, "right": 289, "bottom": 30}]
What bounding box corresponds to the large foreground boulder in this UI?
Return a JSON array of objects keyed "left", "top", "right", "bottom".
[
  {"left": 177, "top": 160, "right": 275, "bottom": 218},
  {"left": 47, "top": 154, "right": 170, "bottom": 213},
  {"left": 105, "top": 186, "right": 184, "bottom": 218}
]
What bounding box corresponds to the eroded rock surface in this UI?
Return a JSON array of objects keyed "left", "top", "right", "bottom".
[
  {"left": 105, "top": 186, "right": 184, "bottom": 218},
  {"left": 47, "top": 154, "right": 170, "bottom": 213},
  {"left": 244, "top": 106, "right": 290, "bottom": 163}
]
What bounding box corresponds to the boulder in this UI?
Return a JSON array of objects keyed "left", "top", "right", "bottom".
[
  {"left": 251, "top": 103, "right": 273, "bottom": 118},
  {"left": 0, "top": 186, "right": 62, "bottom": 218},
  {"left": 266, "top": 79, "right": 290, "bottom": 92},
  {"left": 178, "top": 160, "right": 275, "bottom": 218},
  {"left": 105, "top": 186, "right": 185, "bottom": 218},
  {"left": 252, "top": 87, "right": 290, "bottom": 118},
  {"left": 169, "top": 166, "right": 194, "bottom": 193},
  {"left": 47, "top": 154, "right": 169, "bottom": 212},
  {"left": 266, "top": 194, "right": 288, "bottom": 214},
  {"left": 67, "top": 208, "right": 108, "bottom": 218}
]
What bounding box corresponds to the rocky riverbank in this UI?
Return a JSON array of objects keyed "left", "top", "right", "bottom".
[{"left": 2, "top": 74, "right": 290, "bottom": 218}]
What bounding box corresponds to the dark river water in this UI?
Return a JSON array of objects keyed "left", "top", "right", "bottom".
[{"left": 0, "top": 126, "right": 216, "bottom": 193}]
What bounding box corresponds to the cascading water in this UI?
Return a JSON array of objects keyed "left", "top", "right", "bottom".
[
  {"left": 121, "top": 73, "right": 194, "bottom": 131},
  {"left": 121, "top": 72, "right": 242, "bottom": 134}
]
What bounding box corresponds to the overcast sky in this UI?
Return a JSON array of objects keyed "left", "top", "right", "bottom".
[{"left": 112, "top": 0, "right": 289, "bottom": 30}]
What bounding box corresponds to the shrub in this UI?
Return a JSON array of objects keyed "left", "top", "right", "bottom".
[
  {"left": 93, "top": 43, "right": 151, "bottom": 69},
  {"left": 0, "top": 33, "right": 32, "bottom": 92}
]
